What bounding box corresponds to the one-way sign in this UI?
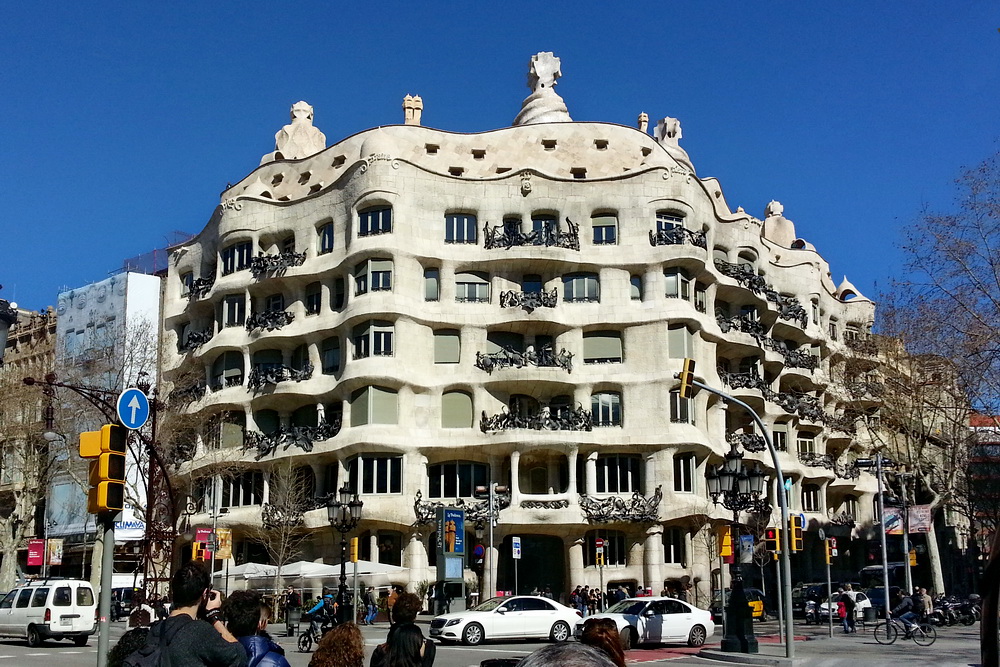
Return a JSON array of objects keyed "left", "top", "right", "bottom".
[{"left": 117, "top": 388, "right": 150, "bottom": 430}]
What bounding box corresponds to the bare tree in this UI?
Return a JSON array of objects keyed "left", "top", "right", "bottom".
[{"left": 246, "top": 460, "right": 315, "bottom": 592}]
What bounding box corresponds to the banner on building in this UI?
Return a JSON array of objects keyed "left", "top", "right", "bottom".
[
  {"left": 215, "top": 529, "right": 233, "bottom": 559},
  {"left": 47, "top": 539, "right": 64, "bottom": 566},
  {"left": 27, "top": 539, "right": 45, "bottom": 567},
  {"left": 884, "top": 505, "right": 934, "bottom": 534}
]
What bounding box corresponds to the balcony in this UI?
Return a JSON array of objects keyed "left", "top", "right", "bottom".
[
  {"left": 798, "top": 451, "right": 861, "bottom": 480},
  {"left": 718, "top": 367, "right": 771, "bottom": 394},
  {"left": 180, "top": 330, "right": 213, "bottom": 352},
  {"left": 168, "top": 383, "right": 207, "bottom": 405},
  {"left": 499, "top": 288, "right": 558, "bottom": 313},
  {"left": 246, "top": 363, "right": 314, "bottom": 390},
  {"left": 480, "top": 405, "right": 592, "bottom": 433},
  {"left": 412, "top": 489, "right": 511, "bottom": 526},
  {"left": 579, "top": 486, "right": 663, "bottom": 523},
  {"left": 717, "top": 312, "right": 767, "bottom": 339},
  {"left": 249, "top": 251, "right": 307, "bottom": 280},
  {"left": 186, "top": 277, "right": 215, "bottom": 300},
  {"left": 475, "top": 345, "right": 573, "bottom": 374},
  {"left": 520, "top": 497, "right": 571, "bottom": 510},
  {"left": 714, "top": 260, "right": 808, "bottom": 328},
  {"left": 845, "top": 336, "right": 879, "bottom": 356},
  {"left": 243, "top": 416, "right": 342, "bottom": 460},
  {"left": 246, "top": 309, "right": 294, "bottom": 333},
  {"left": 845, "top": 378, "right": 884, "bottom": 398},
  {"left": 727, "top": 431, "right": 768, "bottom": 453},
  {"left": 648, "top": 227, "right": 708, "bottom": 249},
  {"left": 484, "top": 219, "right": 580, "bottom": 250}
]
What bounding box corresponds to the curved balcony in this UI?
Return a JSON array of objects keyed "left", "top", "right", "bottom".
[
  {"left": 243, "top": 416, "right": 342, "bottom": 460},
  {"left": 187, "top": 277, "right": 215, "bottom": 300},
  {"left": 483, "top": 219, "right": 580, "bottom": 251},
  {"left": 579, "top": 486, "right": 663, "bottom": 523},
  {"left": 480, "top": 405, "right": 592, "bottom": 433},
  {"left": 475, "top": 346, "right": 573, "bottom": 374},
  {"left": 249, "top": 251, "right": 307, "bottom": 280},
  {"left": 714, "top": 260, "right": 808, "bottom": 328},
  {"left": 412, "top": 489, "right": 511, "bottom": 526},
  {"left": 727, "top": 431, "right": 768, "bottom": 453},
  {"left": 246, "top": 309, "right": 294, "bottom": 333},
  {"left": 180, "top": 329, "right": 213, "bottom": 352},
  {"left": 499, "top": 288, "right": 558, "bottom": 313},
  {"left": 246, "top": 363, "right": 313, "bottom": 391},
  {"left": 648, "top": 227, "right": 707, "bottom": 249}
]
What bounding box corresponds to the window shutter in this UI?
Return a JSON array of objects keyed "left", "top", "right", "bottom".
[
  {"left": 370, "top": 259, "right": 393, "bottom": 272},
  {"left": 441, "top": 392, "right": 473, "bottom": 428},
  {"left": 351, "top": 387, "right": 371, "bottom": 426},
  {"left": 371, "top": 386, "right": 398, "bottom": 424},
  {"left": 584, "top": 332, "right": 622, "bottom": 361},
  {"left": 424, "top": 269, "right": 439, "bottom": 301},
  {"left": 434, "top": 331, "right": 461, "bottom": 363},
  {"left": 667, "top": 325, "right": 691, "bottom": 358}
]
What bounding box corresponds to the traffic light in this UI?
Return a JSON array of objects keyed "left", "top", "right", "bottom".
[
  {"left": 596, "top": 551, "right": 605, "bottom": 567},
  {"left": 764, "top": 527, "right": 781, "bottom": 553},
  {"left": 825, "top": 538, "right": 838, "bottom": 565},
  {"left": 191, "top": 541, "right": 210, "bottom": 561},
  {"left": 788, "top": 514, "right": 804, "bottom": 552},
  {"left": 79, "top": 424, "right": 128, "bottom": 514},
  {"left": 717, "top": 526, "right": 733, "bottom": 558},
  {"left": 677, "top": 358, "right": 697, "bottom": 399},
  {"left": 909, "top": 549, "right": 917, "bottom": 567},
  {"left": 350, "top": 536, "right": 359, "bottom": 563}
]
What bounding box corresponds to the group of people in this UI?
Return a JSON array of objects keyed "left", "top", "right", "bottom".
[{"left": 568, "top": 586, "right": 604, "bottom": 616}]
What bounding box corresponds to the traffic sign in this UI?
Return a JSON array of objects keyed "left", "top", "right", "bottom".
[
  {"left": 818, "top": 528, "right": 826, "bottom": 541},
  {"left": 512, "top": 536, "right": 522, "bottom": 560},
  {"left": 830, "top": 537, "right": 838, "bottom": 557},
  {"left": 117, "top": 388, "right": 150, "bottom": 430},
  {"left": 595, "top": 538, "right": 605, "bottom": 548}
]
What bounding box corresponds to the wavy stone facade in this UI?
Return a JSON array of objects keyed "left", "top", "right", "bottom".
[{"left": 162, "top": 55, "right": 880, "bottom": 603}]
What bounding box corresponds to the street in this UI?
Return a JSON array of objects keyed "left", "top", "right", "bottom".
[{"left": 0, "top": 618, "right": 980, "bottom": 667}]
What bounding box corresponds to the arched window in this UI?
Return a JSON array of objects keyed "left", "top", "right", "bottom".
[
  {"left": 212, "top": 351, "right": 245, "bottom": 389},
  {"left": 206, "top": 411, "right": 245, "bottom": 450},
  {"left": 802, "top": 484, "right": 821, "bottom": 512},
  {"left": 445, "top": 213, "right": 478, "bottom": 244},
  {"left": 441, "top": 391, "right": 473, "bottom": 428},
  {"left": 455, "top": 272, "right": 490, "bottom": 303},
  {"left": 291, "top": 404, "right": 318, "bottom": 428},
  {"left": 584, "top": 530, "right": 626, "bottom": 567},
  {"left": 434, "top": 330, "right": 461, "bottom": 364},
  {"left": 591, "top": 392, "right": 622, "bottom": 427},
  {"left": 359, "top": 206, "right": 392, "bottom": 237},
  {"left": 254, "top": 409, "right": 280, "bottom": 435},
  {"left": 305, "top": 282, "right": 322, "bottom": 315},
  {"left": 563, "top": 273, "right": 600, "bottom": 303}
]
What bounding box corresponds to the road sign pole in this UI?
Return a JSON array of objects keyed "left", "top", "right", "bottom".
[
  {"left": 96, "top": 513, "right": 116, "bottom": 667},
  {"left": 826, "top": 539, "right": 833, "bottom": 639}
]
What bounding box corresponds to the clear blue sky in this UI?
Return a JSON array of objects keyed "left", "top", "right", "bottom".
[{"left": 2, "top": 2, "right": 997, "bottom": 311}]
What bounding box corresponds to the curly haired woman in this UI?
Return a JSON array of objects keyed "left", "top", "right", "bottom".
[
  {"left": 580, "top": 617, "right": 626, "bottom": 667},
  {"left": 308, "top": 622, "right": 365, "bottom": 667}
]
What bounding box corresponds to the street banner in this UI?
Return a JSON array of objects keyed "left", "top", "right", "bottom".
[
  {"left": 114, "top": 502, "right": 146, "bottom": 541},
  {"left": 27, "top": 539, "right": 45, "bottom": 566},
  {"left": 216, "top": 528, "right": 233, "bottom": 559},
  {"left": 909, "top": 505, "right": 933, "bottom": 533},
  {"left": 47, "top": 539, "right": 64, "bottom": 566},
  {"left": 195, "top": 528, "right": 214, "bottom": 542},
  {"left": 883, "top": 508, "right": 904, "bottom": 535}
]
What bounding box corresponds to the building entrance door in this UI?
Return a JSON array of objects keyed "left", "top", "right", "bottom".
[{"left": 497, "top": 534, "right": 565, "bottom": 601}]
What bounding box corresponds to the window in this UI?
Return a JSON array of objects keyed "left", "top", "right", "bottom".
[
  {"left": 487, "top": 331, "right": 525, "bottom": 354},
  {"left": 591, "top": 392, "right": 622, "bottom": 427},
  {"left": 455, "top": 272, "right": 490, "bottom": 303},
  {"left": 630, "top": 275, "right": 642, "bottom": 301},
  {"left": 772, "top": 423, "right": 788, "bottom": 451},
  {"left": 211, "top": 351, "right": 244, "bottom": 389},
  {"left": 797, "top": 433, "right": 816, "bottom": 455},
  {"left": 667, "top": 324, "right": 694, "bottom": 358},
  {"left": 220, "top": 471, "right": 265, "bottom": 508},
  {"left": 291, "top": 344, "right": 309, "bottom": 372},
  {"left": 445, "top": 214, "right": 478, "bottom": 244},
  {"left": 321, "top": 337, "right": 340, "bottom": 374},
  {"left": 305, "top": 282, "right": 322, "bottom": 315},
  {"left": 441, "top": 391, "right": 473, "bottom": 428},
  {"left": 359, "top": 206, "right": 392, "bottom": 237},
  {"left": 670, "top": 390, "right": 693, "bottom": 424},
  {"left": 31, "top": 588, "right": 48, "bottom": 607},
  {"left": 424, "top": 268, "right": 440, "bottom": 301},
  {"left": 695, "top": 283, "right": 707, "bottom": 313},
  {"left": 563, "top": 273, "right": 600, "bottom": 303},
  {"left": 844, "top": 495, "right": 859, "bottom": 519},
  {"left": 318, "top": 222, "right": 335, "bottom": 254},
  {"left": 583, "top": 331, "right": 623, "bottom": 364},
  {"left": 434, "top": 330, "right": 461, "bottom": 364},
  {"left": 802, "top": 484, "right": 821, "bottom": 512},
  {"left": 595, "top": 455, "right": 641, "bottom": 493},
  {"left": 522, "top": 274, "right": 543, "bottom": 293},
  {"left": 673, "top": 453, "right": 696, "bottom": 492},
  {"left": 181, "top": 272, "right": 194, "bottom": 296},
  {"left": 206, "top": 411, "right": 245, "bottom": 449},
  {"left": 348, "top": 455, "right": 403, "bottom": 494},
  {"left": 531, "top": 214, "right": 558, "bottom": 244},
  {"left": 656, "top": 211, "right": 685, "bottom": 232},
  {"left": 221, "top": 294, "right": 246, "bottom": 327},
  {"left": 264, "top": 293, "right": 285, "bottom": 312},
  {"left": 355, "top": 259, "right": 393, "bottom": 295},
  {"left": 584, "top": 530, "right": 626, "bottom": 567},
  {"left": 350, "top": 386, "right": 398, "bottom": 426},
  {"left": 503, "top": 217, "right": 522, "bottom": 237},
  {"left": 220, "top": 241, "right": 252, "bottom": 275},
  {"left": 76, "top": 587, "right": 95, "bottom": 607},
  {"left": 353, "top": 321, "right": 394, "bottom": 359},
  {"left": 427, "top": 461, "right": 489, "bottom": 498},
  {"left": 332, "top": 277, "right": 346, "bottom": 311},
  {"left": 281, "top": 235, "right": 296, "bottom": 253},
  {"left": 592, "top": 214, "right": 617, "bottom": 245},
  {"left": 663, "top": 528, "right": 686, "bottom": 564},
  {"left": 665, "top": 267, "right": 692, "bottom": 300},
  {"left": 811, "top": 301, "right": 820, "bottom": 325},
  {"left": 50, "top": 589, "right": 67, "bottom": 607}
]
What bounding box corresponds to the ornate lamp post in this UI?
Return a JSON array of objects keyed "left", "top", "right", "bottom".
[
  {"left": 706, "top": 441, "right": 767, "bottom": 654},
  {"left": 326, "top": 485, "right": 363, "bottom": 623}
]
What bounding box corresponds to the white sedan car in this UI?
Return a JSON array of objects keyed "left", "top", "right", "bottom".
[
  {"left": 429, "top": 595, "right": 582, "bottom": 646},
  {"left": 577, "top": 597, "right": 715, "bottom": 648},
  {"left": 818, "top": 591, "right": 872, "bottom": 620}
]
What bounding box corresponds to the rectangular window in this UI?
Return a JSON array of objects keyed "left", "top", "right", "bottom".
[
  {"left": 220, "top": 471, "right": 264, "bottom": 508},
  {"left": 445, "top": 214, "right": 478, "bottom": 244},
  {"left": 595, "top": 455, "right": 641, "bottom": 493},
  {"left": 669, "top": 390, "right": 693, "bottom": 424},
  {"left": 353, "top": 321, "right": 394, "bottom": 359},
  {"left": 673, "top": 453, "right": 695, "bottom": 492},
  {"left": 695, "top": 283, "right": 707, "bottom": 313},
  {"left": 455, "top": 272, "right": 490, "bottom": 303},
  {"left": 664, "top": 527, "right": 686, "bottom": 564},
  {"left": 591, "top": 392, "right": 622, "bottom": 427},
  {"left": 434, "top": 330, "right": 461, "bottom": 364},
  {"left": 665, "top": 268, "right": 692, "bottom": 300},
  {"left": 811, "top": 302, "right": 820, "bottom": 325},
  {"left": 531, "top": 215, "right": 558, "bottom": 245},
  {"left": 563, "top": 274, "right": 600, "bottom": 302},
  {"left": 429, "top": 462, "right": 488, "bottom": 499},
  {"left": 350, "top": 386, "right": 399, "bottom": 426},
  {"left": 305, "top": 283, "right": 322, "bottom": 315},
  {"left": 222, "top": 295, "right": 245, "bottom": 327},
  {"left": 656, "top": 212, "right": 685, "bottom": 233},
  {"left": 802, "top": 485, "right": 820, "bottom": 512},
  {"left": 583, "top": 331, "right": 623, "bottom": 364},
  {"left": 828, "top": 322, "right": 838, "bottom": 340},
  {"left": 181, "top": 272, "right": 194, "bottom": 296},
  {"left": 220, "top": 241, "right": 253, "bottom": 275},
  {"left": 772, "top": 424, "right": 788, "bottom": 451},
  {"left": 796, "top": 433, "right": 816, "bottom": 455},
  {"left": 424, "top": 268, "right": 440, "bottom": 301},
  {"left": 264, "top": 293, "right": 284, "bottom": 312},
  {"left": 321, "top": 337, "right": 341, "bottom": 374},
  {"left": 332, "top": 278, "right": 345, "bottom": 310},
  {"left": 349, "top": 456, "right": 403, "bottom": 494},
  {"left": 630, "top": 275, "right": 642, "bottom": 301},
  {"left": 355, "top": 259, "right": 393, "bottom": 295},
  {"left": 359, "top": 207, "right": 392, "bottom": 237},
  {"left": 667, "top": 324, "right": 694, "bottom": 358},
  {"left": 591, "top": 215, "right": 617, "bottom": 245},
  {"left": 318, "top": 223, "right": 335, "bottom": 254}
]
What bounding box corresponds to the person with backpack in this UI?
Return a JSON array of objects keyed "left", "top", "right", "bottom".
[
  {"left": 306, "top": 593, "right": 337, "bottom": 640},
  {"left": 125, "top": 561, "right": 246, "bottom": 667}
]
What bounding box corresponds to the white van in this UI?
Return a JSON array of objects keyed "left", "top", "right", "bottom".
[{"left": 0, "top": 579, "right": 97, "bottom": 646}]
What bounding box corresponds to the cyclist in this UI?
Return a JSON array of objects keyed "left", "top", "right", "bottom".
[
  {"left": 305, "top": 593, "right": 336, "bottom": 641},
  {"left": 891, "top": 590, "right": 919, "bottom": 636}
]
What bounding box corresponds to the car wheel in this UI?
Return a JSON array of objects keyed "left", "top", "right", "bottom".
[
  {"left": 73, "top": 636, "right": 88, "bottom": 647},
  {"left": 550, "top": 621, "right": 570, "bottom": 642},
  {"left": 463, "top": 622, "right": 485, "bottom": 646},
  {"left": 620, "top": 626, "right": 635, "bottom": 650},
  {"left": 687, "top": 625, "right": 707, "bottom": 648},
  {"left": 26, "top": 626, "right": 42, "bottom": 648}
]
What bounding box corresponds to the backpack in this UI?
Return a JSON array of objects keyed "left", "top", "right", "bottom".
[
  {"left": 123, "top": 615, "right": 192, "bottom": 667},
  {"left": 323, "top": 597, "right": 336, "bottom": 615}
]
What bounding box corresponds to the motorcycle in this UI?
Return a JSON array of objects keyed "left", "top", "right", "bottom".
[{"left": 804, "top": 600, "right": 818, "bottom": 625}]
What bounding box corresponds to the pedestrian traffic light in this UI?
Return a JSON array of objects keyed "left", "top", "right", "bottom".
[
  {"left": 80, "top": 424, "right": 128, "bottom": 513},
  {"left": 764, "top": 527, "right": 780, "bottom": 553},
  {"left": 677, "top": 358, "right": 697, "bottom": 399},
  {"left": 350, "top": 536, "right": 359, "bottom": 563},
  {"left": 717, "top": 526, "right": 733, "bottom": 558},
  {"left": 788, "top": 514, "right": 804, "bottom": 552},
  {"left": 909, "top": 549, "right": 917, "bottom": 567}
]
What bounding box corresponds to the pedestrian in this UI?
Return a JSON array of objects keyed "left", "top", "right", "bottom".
[
  {"left": 919, "top": 588, "right": 933, "bottom": 620},
  {"left": 387, "top": 586, "right": 400, "bottom": 625},
  {"left": 542, "top": 586, "right": 553, "bottom": 599},
  {"left": 310, "top": 622, "right": 364, "bottom": 667},
  {"left": 223, "top": 590, "right": 290, "bottom": 667},
  {"left": 109, "top": 628, "right": 150, "bottom": 667},
  {"left": 364, "top": 586, "right": 379, "bottom": 625},
  {"left": 124, "top": 561, "right": 247, "bottom": 666},
  {"left": 588, "top": 588, "right": 598, "bottom": 615},
  {"left": 283, "top": 586, "right": 301, "bottom": 636},
  {"left": 839, "top": 585, "right": 857, "bottom": 633},
  {"left": 580, "top": 617, "right": 626, "bottom": 667},
  {"left": 370, "top": 622, "right": 435, "bottom": 667}
]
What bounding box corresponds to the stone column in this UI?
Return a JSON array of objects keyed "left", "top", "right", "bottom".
[
  {"left": 644, "top": 266, "right": 660, "bottom": 301},
  {"left": 567, "top": 446, "right": 579, "bottom": 505},
  {"left": 644, "top": 524, "right": 664, "bottom": 594},
  {"left": 369, "top": 534, "right": 380, "bottom": 564},
  {"left": 403, "top": 531, "right": 429, "bottom": 593},
  {"left": 586, "top": 452, "right": 598, "bottom": 496},
  {"left": 568, "top": 538, "right": 585, "bottom": 590},
  {"left": 204, "top": 363, "right": 212, "bottom": 389},
  {"left": 644, "top": 453, "right": 657, "bottom": 496},
  {"left": 510, "top": 450, "right": 521, "bottom": 505}
]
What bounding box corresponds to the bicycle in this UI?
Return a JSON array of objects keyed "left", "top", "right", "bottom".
[
  {"left": 297, "top": 617, "right": 335, "bottom": 652},
  {"left": 872, "top": 616, "right": 937, "bottom": 646}
]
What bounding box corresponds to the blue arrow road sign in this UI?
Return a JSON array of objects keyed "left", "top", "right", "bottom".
[{"left": 117, "top": 388, "right": 150, "bottom": 430}]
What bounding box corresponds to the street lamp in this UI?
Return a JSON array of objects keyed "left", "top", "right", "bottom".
[
  {"left": 707, "top": 440, "right": 767, "bottom": 654},
  {"left": 326, "top": 485, "right": 363, "bottom": 623}
]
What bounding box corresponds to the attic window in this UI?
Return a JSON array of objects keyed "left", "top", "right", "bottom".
[
  {"left": 472, "top": 149, "right": 486, "bottom": 160},
  {"left": 496, "top": 167, "right": 512, "bottom": 174},
  {"left": 449, "top": 167, "right": 465, "bottom": 176},
  {"left": 332, "top": 155, "right": 346, "bottom": 168},
  {"left": 260, "top": 191, "right": 273, "bottom": 199},
  {"left": 309, "top": 184, "right": 322, "bottom": 194},
  {"left": 571, "top": 168, "right": 587, "bottom": 179},
  {"left": 641, "top": 147, "right": 652, "bottom": 157},
  {"left": 271, "top": 174, "right": 284, "bottom": 187},
  {"left": 542, "top": 140, "right": 557, "bottom": 151},
  {"left": 298, "top": 172, "right": 312, "bottom": 185},
  {"left": 278, "top": 196, "right": 290, "bottom": 201},
  {"left": 425, "top": 144, "right": 439, "bottom": 155},
  {"left": 594, "top": 139, "right": 609, "bottom": 150}
]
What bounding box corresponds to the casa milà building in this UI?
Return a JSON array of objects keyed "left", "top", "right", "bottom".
[{"left": 162, "top": 52, "right": 879, "bottom": 604}]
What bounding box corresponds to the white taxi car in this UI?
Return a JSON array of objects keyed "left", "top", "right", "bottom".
[
  {"left": 429, "top": 595, "right": 581, "bottom": 646},
  {"left": 577, "top": 597, "right": 714, "bottom": 648}
]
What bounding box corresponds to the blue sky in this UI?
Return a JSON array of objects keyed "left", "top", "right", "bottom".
[{"left": 2, "top": 2, "right": 997, "bottom": 311}]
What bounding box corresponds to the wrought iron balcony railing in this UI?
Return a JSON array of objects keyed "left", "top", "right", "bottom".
[
  {"left": 186, "top": 277, "right": 215, "bottom": 300},
  {"left": 828, "top": 511, "right": 857, "bottom": 526},
  {"left": 412, "top": 489, "right": 512, "bottom": 526},
  {"left": 246, "top": 309, "right": 294, "bottom": 333},
  {"left": 718, "top": 367, "right": 772, "bottom": 394},
  {"left": 475, "top": 345, "right": 573, "bottom": 374},
  {"left": 717, "top": 314, "right": 817, "bottom": 371},
  {"left": 717, "top": 312, "right": 768, "bottom": 339},
  {"left": 480, "top": 405, "right": 592, "bottom": 433},
  {"left": 521, "top": 499, "right": 571, "bottom": 510},
  {"left": 243, "top": 416, "right": 342, "bottom": 460},
  {"left": 845, "top": 336, "right": 879, "bottom": 356},
  {"left": 579, "top": 486, "right": 663, "bottom": 523},
  {"left": 713, "top": 260, "right": 808, "bottom": 328},
  {"left": 168, "top": 383, "right": 207, "bottom": 405},
  {"left": 798, "top": 451, "right": 862, "bottom": 480},
  {"left": 249, "top": 251, "right": 307, "bottom": 280},
  {"left": 247, "top": 363, "right": 314, "bottom": 390},
  {"left": 180, "top": 330, "right": 213, "bottom": 352},
  {"left": 499, "top": 288, "right": 558, "bottom": 313},
  {"left": 648, "top": 227, "right": 708, "bottom": 249},
  {"left": 483, "top": 219, "right": 580, "bottom": 250},
  {"left": 718, "top": 369, "right": 856, "bottom": 434},
  {"left": 727, "top": 431, "right": 768, "bottom": 453},
  {"left": 845, "top": 378, "right": 884, "bottom": 398}
]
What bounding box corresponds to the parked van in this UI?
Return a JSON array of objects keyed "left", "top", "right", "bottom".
[{"left": 0, "top": 579, "right": 96, "bottom": 646}]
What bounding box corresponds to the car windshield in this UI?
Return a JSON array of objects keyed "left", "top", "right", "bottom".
[
  {"left": 606, "top": 600, "right": 646, "bottom": 615},
  {"left": 471, "top": 597, "right": 506, "bottom": 612}
]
